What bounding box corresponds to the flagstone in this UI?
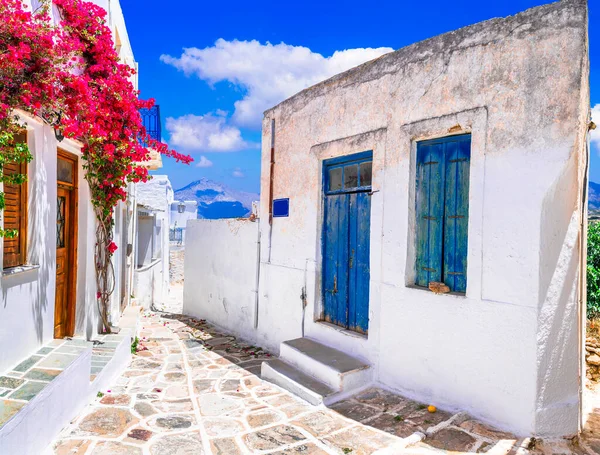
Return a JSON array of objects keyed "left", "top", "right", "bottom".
[
  {"left": 22, "top": 368, "right": 62, "bottom": 382},
  {"left": 133, "top": 401, "right": 157, "bottom": 417},
  {"left": 13, "top": 355, "right": 44, "bottom": 372},
  {"left": 426, "top": 427, "right": 477, "bottom": 452},
  {"left": 38, "top": 353, "right": 78, "bottom": 370},
  {"left": 272, "top": 443, "right": 331, "bottom": 454},
  {"left": 292, "top": 411, "right": 350, "bottom": 437},
  {"left": 152, "top": 398, "right": 194, "bottom": 413},
  {"left": 91, "top": 441, "right": 142, "bottom": 455},
  {"left": 210, "top": 437, "right": 243, "bottom": 455},
  {"left": 53, "top": 439, "right": 91, "bottom": 455},
  {"left": 198, "top": 394, "right": 241, "bottom": 416},
  {"left": 203, "top": 417, "right": 245, "bottom": 437},
  {"left": 9, "top": 381, "right": 47, "bottom": 401},
  {"left": 99, "top": 393, "right": 131, "bottom": 406},
  {"left": 366, "top": 413, "right": 422, "bottom": 438},
  {"left": 77, "top": 408, "right": 138, "bottom": 437},
  {"left": 243, "top": 424, "right": 307, "bottom": 451},
  {"left": 330, "top": 400, "right": 382, "bottom": 422},
  {"left": 279, "top": 403, "right": 314, "bottom": 418},
  {"left": 149, "top": 431, "right": 204, "bottom": 455},
  {"left": 0, "top": 399, "right": 25, "bottom": 427},
  {"left": 0, "top": 376, "right": 25, "bottom": 389},
  {"left": 321, "top": 426, "right": 399, "bottom": 455},
  {"left": 193, "top": 379, "right": 215, "bottom": 394},
  {"left": 125, "top": 427, "right": 154, "bottom": 443},
  {"left": 153, "top": 413, "right": 195, "bottom": 430},
  {"left": 136, "top": 392, "right": 159, "bottom": 400},
  {"left": 164, "top": 384, "right": 188, "bottom": 398}
]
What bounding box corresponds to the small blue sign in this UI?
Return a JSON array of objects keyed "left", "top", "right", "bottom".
[{"left": 273, "top": 198, "right": 290, "bottom": 218}]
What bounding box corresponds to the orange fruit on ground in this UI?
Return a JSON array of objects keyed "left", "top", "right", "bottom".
[{"left": 427, "top": 405, "right": 437, "bottom": 413}]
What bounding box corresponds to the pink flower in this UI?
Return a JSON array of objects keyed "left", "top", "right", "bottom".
[{"left": 107, "top": 242, "right": 118, "bottom": 254}]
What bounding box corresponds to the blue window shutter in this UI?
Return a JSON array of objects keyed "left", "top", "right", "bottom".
[
  {"left": 415, "top": 142, "right": 445, "bottom": 287},
  {"left": 443, "top": 136, "right": 471, "bottom": 293}
]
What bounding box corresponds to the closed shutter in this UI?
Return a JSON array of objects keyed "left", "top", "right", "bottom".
[
  {"left": 415, "top": 134, "right": 471, "bottom": 293},
  {"left": 415, "top": 141, "right": 445, "bottom": 287},
  {"left": 3, "top": 134, "right": 28, "bottom": 268},
  {"left": 443, "top": 136, "right": 471, "bottom": 293}
]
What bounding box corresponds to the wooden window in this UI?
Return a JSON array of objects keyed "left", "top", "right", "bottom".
[
  {"left": 415, "top": 134, "right": 471, "bottom": 293},
  {"left": 3, "top": 132, "right": 28, "bottom": 269}
]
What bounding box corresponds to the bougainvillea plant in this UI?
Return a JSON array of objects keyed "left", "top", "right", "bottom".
[
  {"left": 0, "top": 0, "right": 192, "bottom": 332},
  {"left": 0, "top": 0, "right": 59, "bottom": 236}
]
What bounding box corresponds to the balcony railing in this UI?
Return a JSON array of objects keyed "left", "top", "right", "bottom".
[{"left": 139, "top": 105, "right": 161, "bottom": 143}]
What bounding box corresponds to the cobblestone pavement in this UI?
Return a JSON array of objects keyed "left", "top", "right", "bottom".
[{"left": 51, "top": 311, "right": 595, "bottom": 455}]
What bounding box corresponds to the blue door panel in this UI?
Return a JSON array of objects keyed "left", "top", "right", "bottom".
[
  {"left": 349, "top": 192, "right": 371, "bottom": 333},
  {"left": 323, "top": 153, "right": 371, "bottom": 334},
  {"left": 335, "top": 194, "right": 350, "bottom": 327},
  {"left": 324, "top": 194, "right": 345, "bottom": 326}
]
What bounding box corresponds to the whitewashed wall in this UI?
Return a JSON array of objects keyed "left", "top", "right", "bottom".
[
  {"left": 0, "top": 0, "right": 137, "bottom": 373},
  {"left": 0, "top": 113, "right": 100, "bottom": 373},
  {"left": 134, "top": 176, "right": 173, "bottom": 308},
  {"left": 184, "top": 1, "right": 590, "bottom": 437},
  {"left": 183, "top": 219, "right": 260, "bottom": 343}
]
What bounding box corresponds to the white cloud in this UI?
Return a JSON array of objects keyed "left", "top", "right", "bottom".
[
  {"left": 232, "top": 167, "right": 244, "bottom": 178},
  {"left": 165, "top": 112, "right": 256, "bottom": 153},
  {"left": 592, "top": 104, "right": 600, "bottom": 147},
  {"left": 195, "top": 156, "right": 213, "bottom": 168},
  {"left": 161, "top": 39, "right": 393, "bottom": 128}
]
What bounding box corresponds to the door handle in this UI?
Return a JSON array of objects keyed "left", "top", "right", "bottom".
[{"left": 333, "top": 276, "right": 338, "bottom": 294}]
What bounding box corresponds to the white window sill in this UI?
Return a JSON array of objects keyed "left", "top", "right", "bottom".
[
  {"left": 405, "top": 284, "right": 467, "bottom": 298},
  {"left": 136, "top": 258, "right": 161, "bottom": 272},
  {"left": 2, "top": 264, "right": 40, "bottom": 277}
]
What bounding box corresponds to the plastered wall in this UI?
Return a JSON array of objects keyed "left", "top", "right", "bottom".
[{"left": 185, "top": 0, "right": 590, "bottom": 437}]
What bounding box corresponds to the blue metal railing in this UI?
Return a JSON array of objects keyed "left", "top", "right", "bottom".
[{"left": 139, "top": 105, "right": 161, "bottom": 143}]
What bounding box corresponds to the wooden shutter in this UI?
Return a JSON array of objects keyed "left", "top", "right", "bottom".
[
  {"left": 443, "top": 136, "right": 471, "bottom": 293},
  {"left": 415, "top": 141, "right": 445, "bottom": 287},
  {"left": 3, "top": 134, "right": 28, "bottom": 268}
]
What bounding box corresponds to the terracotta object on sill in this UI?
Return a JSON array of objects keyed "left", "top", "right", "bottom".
[{"left": 429, "top": 282, "right": 450, "bottom": 294}]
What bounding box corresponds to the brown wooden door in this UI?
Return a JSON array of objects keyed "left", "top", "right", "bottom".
[
  {"left": 54, "top": 187, "right": 71, "bottom": 338},
  {"left": 54, "top": 150, "right": 78, "bottom": 339}
]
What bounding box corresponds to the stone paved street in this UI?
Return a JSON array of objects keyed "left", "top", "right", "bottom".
[{"left": 50, "top": 306, "right": 596, "bottom": 454}]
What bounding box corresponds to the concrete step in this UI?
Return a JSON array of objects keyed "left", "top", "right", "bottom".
[
  {"left": 261, "top": 359, "right": 336, "bottom": 406},
  {"left": 279, "top": 337, "right": 372, "bottom": 393}
]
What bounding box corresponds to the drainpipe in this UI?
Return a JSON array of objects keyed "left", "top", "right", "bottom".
[{"left": 267, "top": 119, "right": 275, "bottom": 263}]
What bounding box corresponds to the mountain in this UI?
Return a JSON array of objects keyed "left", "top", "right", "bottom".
[
  {"left": 174, "top": 178, "right": 259, "bottom": 220},
  {"left": 591, "top": 182, "right": 600, "bottom": 211}
]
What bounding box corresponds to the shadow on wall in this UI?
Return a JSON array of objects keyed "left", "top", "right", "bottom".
[
  {"left": 536, "top": 152, "right": 580, "bottom": 433},
  {"left": 29, "top": 130, "right": 53, "bottom": 344}
]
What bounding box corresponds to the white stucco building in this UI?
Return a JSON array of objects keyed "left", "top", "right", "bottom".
[
  {"left": 133, "top": 175, "right": 174, "bottom": 309},
  {"left": 0, "top": 1, "right": 144, "bottom": 453},
  {"left": 170, "top": 200, "right": 198, "bottom": 245},
  {"left": 184, "top": 0, "right": 591, "bottom": 438}
]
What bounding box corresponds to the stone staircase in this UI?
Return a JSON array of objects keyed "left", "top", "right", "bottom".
[{"left": 261, "top": 337, "right": 372, "bottom": 405}]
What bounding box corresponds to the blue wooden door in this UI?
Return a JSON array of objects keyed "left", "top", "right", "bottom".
[{"left": 323, "top": 153, "right": 372, "bottom": 334}]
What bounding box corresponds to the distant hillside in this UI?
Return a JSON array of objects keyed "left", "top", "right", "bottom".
[
  {"left": 591, "top": 182, "right": 600, "bottom": 214},
  {"left": 174, "top": 178, "right": 259, "bottom": 220}
]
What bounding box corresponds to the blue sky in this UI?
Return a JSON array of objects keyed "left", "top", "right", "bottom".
[{"left": 121, "top": 0, "right": 598, "bottom": 193}]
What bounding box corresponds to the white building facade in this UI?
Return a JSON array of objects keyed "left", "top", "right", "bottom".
[
  {"left": 184, "top": 0, "right": 591, "bottom": 438},
  {"left": 0, "top": 1, "right": 143, "bottom": 453},
  {"left": 133, "top": 175, "right": 174, "bottom": 309}
]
